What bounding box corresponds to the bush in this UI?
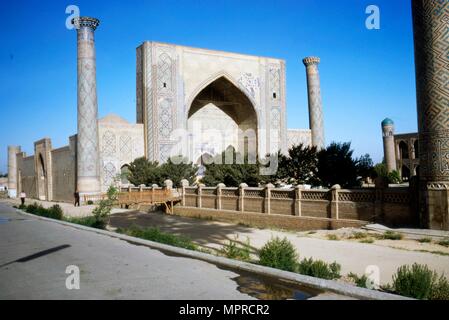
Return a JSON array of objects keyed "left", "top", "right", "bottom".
[
  {"left": 437, "top": 239, "right": 449, "bottom": 248},
  {"left": 327, "top": 234, "right": 339, "bottom": 241},
  {"left": 47, "top": 205, "right": 63, "bottom": 220},
  {"left": 221, "top": 237, "right": 251, "bottom": 262},
  {"left": 391, "top": 264, "right": 449, "bottom": 300},
  {"left": 258, "top": 237, "right": 298, "bottom": 272},
  {"left": 91, "top": 200, "right": 112, "bottom": 229},
  {"left": 350, "top": 232, "right": 368, "bottom": 240},
  {"left": 392, "top": 264, "right": 437, "bottom": 299},
  {"left": 120, "top": 227, "right": 197, "bottom": 251},
  {"left": 360, "top": 238, "right": 374, "bottom": 244},
  {"left": 348, "top": 272, "right": 369, "bottom": 288},
  {"left": 297, "top": 258, "right": 341, "bottom": 280},
  {"left": 24, "top": 203, "right": 63, "bottom": 220},
  {"left": 87, "top": 200, "right": 94, "bottom": 205},
  {"left": 383, "top": 231, "right": 403, "bottom": 240},
  {"left": 417, "top": 237, "right": 432, "bottom": 244},
  {"left": 65, "top": 216, "right": 99, "bottom": 228}
]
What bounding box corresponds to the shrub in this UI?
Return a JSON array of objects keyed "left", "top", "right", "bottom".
[
  {"left": 391, "top": 264, "right": 437, "bottom": 299},
  {"left": 258, "top": 237, "right": 298, "bottom": 272},
  {"left": 47, "top": 205, "right": 63, "bottom": 220},
  {"left": 383, "top": 231, "right": 403, "bottom": 240},
  {"left": 65, "top": 216, "right": 100, "bottom": 228},
  {"left": 417, "top": 237, "right": 432, "bottom": 244},
  {"left": 120, "top": 227, "right": 197, "bottom": 251},
  {"left": 297, "top": 258, "right": 341, "bottom": 280},
  {"left": 25, "top": 202, "right": 40, "bottom": 215},
  {"left": 221, "top": 237, "right": 251, "bottom": 262},
  {"left": 360, "top": 238, "right": 374, "bottom": 244},
  {"left": 437, "top": 239, "right": 449, "bottom": 248},
  {"left": 91, "top": 200, "right": 112, "bottom": 229},
  {"left": 432, "top": 275, "right": 449, "bottom": 300},
  {"left": 327, "top": 234, "right": 339, "bottom": 241},
  {"left": 348, "top": 272, "right": 369, "bottom": 288},
  {"left": 87, "top": 200, "right": 94, "bottom": 205},
  {"left": 350, "top": 232, "right": 367, "bottom": 240}
]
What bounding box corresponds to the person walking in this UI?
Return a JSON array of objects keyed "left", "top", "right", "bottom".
[
  {"left": 20, "top": 191, "right": 26, "bottom": 206},
  {"left": 74, "top": 190, "right": 80, "bottom": 207}
]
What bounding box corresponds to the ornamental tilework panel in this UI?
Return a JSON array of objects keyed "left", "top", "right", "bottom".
[
  {"left": 77, "top": 57, "right": 99, "bottom": 176},
  {"left": 102, "top": 131, "right": 117, "bottom": 157},
  {"left": 270, "top": 107, "right": 281, "bottom": 151},
  {"left": 413, "top": 0, "right": 449, "bottom": 181},
  {"left": 119, "top": 135, "right": 132, "bottom": 161},
  {"left": 238, "top": 73, "right": 260, "bottom": 99},
  {"left": 103, "top": 162, "right": 117, "bottom": 186},
  {"left": 157, "top": 52, "right": 173, "bottom": 93},
  {"left": 136, "top": 46, "right": 143, "bottom": 123},
  {"left": 159, "top": 144, "right": 172, "bottom": 163},
  {"left": 144, "top": 45, "right": 155, "bottom": 160},
  {"left": 269, "top": 66, "right": 281, "bottom": 101},
  {"left": 158, "top": 99, "right": 173, "bottom": 140}
]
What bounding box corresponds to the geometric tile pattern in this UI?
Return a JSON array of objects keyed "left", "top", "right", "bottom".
[
  {"left": 303, "top": 57, "right": 325, "bottom": 150},
  {"left": 158, "top": 52, "right": 172, "bottom": 92},
  {"left": 102, "top": 161, "right": 116, "bottom": 186},
  {"left": 76, "top": 22, "right": 100, "bottom": 183},
  {"left": 119, "top": 135, "right": 132, "bottom": 161},
  {"left": 413, "top": 0, "right": 449, "bottom": 182},
  {"left": 269, "top": 67, "right": 281, "bottom": 101},
  {"left": 102, "top": 131, "right": 116, "bottom": 157},
  {"left": 158, "top": 98, "right": 173, "bottom": 140},
  {"left": 144, "top": 44, "right": 155, "bottom": 161}
]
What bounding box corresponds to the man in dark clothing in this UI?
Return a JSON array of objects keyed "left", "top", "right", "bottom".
[{"left": 74, "top": 190, "right": 80, "bottom": 207}]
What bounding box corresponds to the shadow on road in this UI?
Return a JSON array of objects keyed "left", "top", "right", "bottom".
[{"left": 0, "top": 244, "right": 71, "bottom": 268}]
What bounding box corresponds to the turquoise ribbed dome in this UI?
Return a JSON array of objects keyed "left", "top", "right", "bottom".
[{"left": 382, "top": 118, "right": 394, "bottom": 126}]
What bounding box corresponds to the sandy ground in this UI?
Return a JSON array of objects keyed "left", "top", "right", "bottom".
[{"left": 3, "top": 198, "right": 449, "bottom": 286}]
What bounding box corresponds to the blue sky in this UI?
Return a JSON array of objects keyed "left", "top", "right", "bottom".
[{"left": 0, "top": 0, "right": 417, "bottom": 173}]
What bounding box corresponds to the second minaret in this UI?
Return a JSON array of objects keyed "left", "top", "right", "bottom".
[{"left": 303, "top": 57, "right": 325, "bottom": 150}]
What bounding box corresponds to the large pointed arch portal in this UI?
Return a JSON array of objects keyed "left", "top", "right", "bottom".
[{"left": 188, "top": 76, "right": 258, "bottom": 161}]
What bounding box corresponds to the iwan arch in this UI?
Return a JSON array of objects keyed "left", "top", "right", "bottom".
[{"left": 136, "top": 42, "right": 291, "bottom": 163}]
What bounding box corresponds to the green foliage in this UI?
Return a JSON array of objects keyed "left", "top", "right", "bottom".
[
  {"left": 120, "top": 227, "right": 197, "bottom": 251},
  {"left": 417, "top": 237, "right": 432, "bottom": 244},
  {"left": 221, "top": 237, "right": 251, "bottom": 262},
  {"left": 356, "top": 154, "right": 374, "bottom": 180},
  {"left": 383, "top": 231, "right": 403, "bottom": 240},
  {"left": 202, "top": 147, "right": 261, "bottom": 187},
  {"left": 437, "top": 238, "right": 449, "bottom": 247},
  {"left": 24, "top": 203, "right": 63, "bottom": 220},
  {"left": 258, "top": 237, "right": 298, "bottom": 272},
  {"left": 360, "top": 238, "right": 375, "bottom": 244},
  {"left": 391, "top": 264, "right": 439, "bottom": 300},
  {"left": 348, "top": 272, "right": 369, "bottom": 288},
  {"left": 270, "top": 144, "right": 320, "bottom": 185},
  {"left": 127, "top": 157, "right": 160, "bottom": 186},
  {"left": 432, "top": 275, "right": 449, "bottom": 300},
  {"left": 127, "top": 156, "right": 197, "bottom": 187},
  {"left": 107, "top": 185, "right": 119, "bottom": 201},
  {"left": 158, "top": 156, "right": 198, "bottom": 187},
  {"left": 65, "top": 216, "right": 99, "bottom": 228},
  {"left": 91, "top": 200, "right": 112, "bottom": 229},
  {"left": 317, "top": 142, "right": 359, "bottom": 188},
  {"left": 350, "top": 232, "right": 368, "bottom": 240},
  {"left": 372, "top": 163, "right": 402, "bottom": 184},
  {"left": 297, "top": 258, "right": 341, "bottom": 280},
  {"left": 326, "top": 234, "right": 339, "bottom": 241}
]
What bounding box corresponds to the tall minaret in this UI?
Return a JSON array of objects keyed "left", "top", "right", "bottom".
[
  {"left": 73, "top": 17, "right": 101, "bottom": 195},
  {"left": 412, "top": 0, "right": 449, "bottom": 230},
  {"left": 303, "top": 57, "right": 325, "bottom": 150},
  {"left": 382, "top": 118, "right": 396, "bottom": 173},
  {"left": 7, "top": 145, "right": 21, "bottom": 198}
]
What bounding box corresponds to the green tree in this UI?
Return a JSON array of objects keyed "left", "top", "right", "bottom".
[
  {"left": 372, "top": 163, "right": 402, "bottom": 184},
  {"left": 282, "top": 144, "right": 319, "bottom": 185},
  {"left": 202, "top": 148, "right": 261, "bottom": 187},
  {"left": 159, "top": 156, "right": 198, "bottom": 187},
  {"left": 317, "top": 142, "right": 358, "bottom": 188},
  {"left": 356, "top": 154, "right": 374, "bottom": 180},
  {"left": 127, "top": 157, "right": 160, "bottom": 186}
]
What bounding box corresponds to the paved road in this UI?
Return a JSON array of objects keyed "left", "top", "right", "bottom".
[{"left": 0, "top": 203, "right": 253, "bottom": 300}]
